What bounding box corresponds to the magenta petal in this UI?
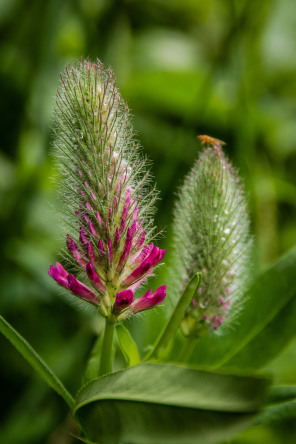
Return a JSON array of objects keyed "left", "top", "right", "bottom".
[
  {"left": 87, "top": 242, "right": 97, "bottom": 263},
  {"left": 98, "top": 238, "right": 105, "bottom": 255},
  {"left": 67, "top": 274, "right": 99, "bottom": 305},
  {"left": 130, "top": 220, "right": 137, "bottom": 235},
  {"left": 55, "top": 262, "right": 68, "bottom": 278},
  {"left": 133, "top": 244, "right": 152, "bottom": 265},
  {"left": 66, "top": 235, "right": 88, "bottom": 268},
  {"left": 122, "top": 261, "right": 151, "bottom": 287},
  {"left": 79, "top": 226, "right": 88, "bottom": 247},
  {"left": 86, "top": 201, "right": 93, "bottom": 212},
  {"left": 89, "top": 221, "right": 98, "bottom": 237},
  {"left": 122, "top": 206, "right": 128, "bottom": 219},
  {"left": 213, "top": 314, "right": 226, "bottom": 329},
  {"left": 96, "top": 211, "right": 102, "bottom": 226},
  {"left": 114, "top": 289, "right": 134, "bottom": 313},
  {"left": 120, "top": 217, "right": 125, "bottom": 234},
  {"left": 136, "top": 230, "right": 145, "bottom": 248},
  {"left": 131, "top": 285, "right": 166, "bottom": 313},
  {"left": 133, "top": 208, "right": 139, "bottom": 220},
  {"left": 48, "top": 263, "right": 69, "bottom": 288},
  {"left": 86, "top": 262, "right": 105, "bottom": 293},
  {"left": 117, "top": 228, "right": 132, "bottom": 270},
  {"left": 125, "top": 188, "right": 131, "bottom": 207},
  {"left": 114, "top": 228, "right": 120, "bottom": 247}
]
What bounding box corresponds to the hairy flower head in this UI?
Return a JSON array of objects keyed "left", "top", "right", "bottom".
[
  {"left": 173, "top": 136, "right": 252, "bottom": 336},
  {"left": 48, "top": 59, "right": 166, "bottom": 321}
]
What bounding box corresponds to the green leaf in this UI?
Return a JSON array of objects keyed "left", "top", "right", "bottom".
[
  {"left": 256, "top": 398, "right": 296, "bottom": 425},
  {"left": 267, "top": 385, "right": 296, "bottom": 404},
  {"left": 74, "top": 363, "right": 269, "bottom": 444},
  {"left": 0, "top": 314, "right": 75, "bottom": 409},
  {"left": 146, "top": 273, "right": 201, "bottom": 360},
  {"left": 116, "top": 324, "right": 140, "bottom": 367},
  {"left": 224, "top": 296, "right": 296, "bottom": 370},
  {"left": 71, "top": 434, "right": 98, "bottom": 444},
  {"left": 191, "top": 246, "right": 296, "bottom": 369}
]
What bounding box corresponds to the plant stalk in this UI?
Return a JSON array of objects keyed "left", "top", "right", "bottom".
[
  {"left": 178, "top": 336, "right": 198, "bottom": 362},
  {"left": 99, "top": 318, "right": 115, "bottom": 376}
]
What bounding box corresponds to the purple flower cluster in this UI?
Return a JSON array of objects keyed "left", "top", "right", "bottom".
[{"left": 48, "top": 60, "right": 166, "bottom": 320}]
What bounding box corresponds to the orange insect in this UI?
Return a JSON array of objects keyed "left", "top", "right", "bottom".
[{"left": 198, "top": 135, "right": 226, "bottom": 146}]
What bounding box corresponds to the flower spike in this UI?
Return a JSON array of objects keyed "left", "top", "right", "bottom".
[
  {"left": 172, "top": 136, "right": 252, "bottom": 336},
  {"left": 48, "top": 59, "right": 166, "bottom": 320}
]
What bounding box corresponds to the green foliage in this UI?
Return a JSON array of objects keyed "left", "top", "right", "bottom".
[
  {"left": 147, "top": 273, "right": 201, "bottom": 360},
  {"left": 0, "top": 314, "right": 75, "bottom": 409},
  {"left": 74, "top": 363, "right": 269, "bottom": 444},
  {"left": 116, "top": 324, "right": 140, "bottom": 367},
  {"left": 191, "top": 246, "right": 296, "bottom": 370}
]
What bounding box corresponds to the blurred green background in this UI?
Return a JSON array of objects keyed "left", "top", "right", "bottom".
[{"left": 0, "top": 0, "right": 296, "bottom": 443}]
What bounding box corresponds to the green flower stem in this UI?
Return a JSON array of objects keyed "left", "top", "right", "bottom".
[
  {"left": 178, "top": 336, "right": 198, "bottom": 362},
  {"left": 99, "top": 318, "right": 115, "bottom": 376},
  {"left": 145, "top": 273, "right": 201, "bottom": 361}
]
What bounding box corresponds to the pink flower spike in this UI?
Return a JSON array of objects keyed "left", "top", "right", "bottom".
[
  {"left": 96, "top": 211, "right": 102, "bottom": 226},
  {"left": 98, "top": 238, "right": 105, "bottom": 256},
  {"left": 48, "top": 263, "right": 69, "bottom": 288},
  {"left": 114, "top": 228, "right": 120, "bottom": 247},
  {"left": 108, "top": 238, "right": 113, "bottom": 264},
  {"left": 114, "top": 289, "right": 134, "bottom": 314},
  {"left": 86, "top": 262, "right": 105, "bottom": 293},
  {"left": 66, "top": 235, "right": 88, "bottom": 268},
  {"left": 89, "top": 221, "right": 98, "bottom": 237},
  {"left": 113, "top": 196, "right": 118, "bottom": 208},
  {"left": 67, "top": 274, "right": 99, "bottom": 305},
  {"left": 109, "top": 205, "right": 112, "bottom": 220},
  {"left": 131, "top": 285, "right": 166, "bottom": 313},
  {"left": 91, "top": 192, "right": 97, "bottom": 201},
  {"left": 117, "top": 228, "right": 132, "bottom": 270},
  {"left": 116, "top": 183, "right": 120, "bottom": 194}
]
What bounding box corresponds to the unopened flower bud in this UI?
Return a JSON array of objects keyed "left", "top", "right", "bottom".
[{"left": 173, "top": 136, "right": 252, "bottom": 336}]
